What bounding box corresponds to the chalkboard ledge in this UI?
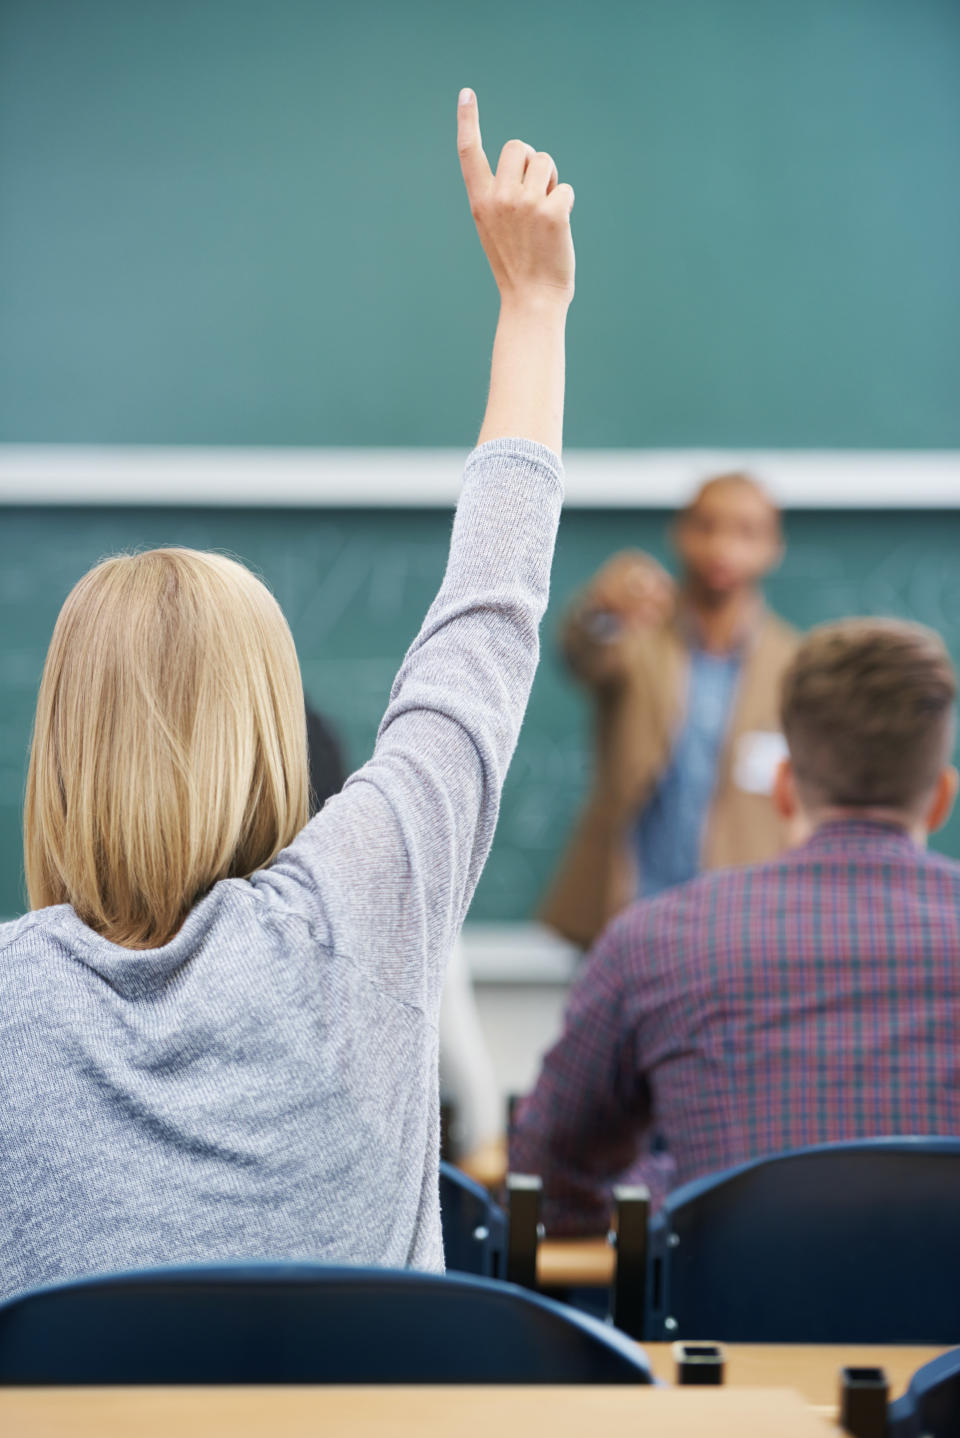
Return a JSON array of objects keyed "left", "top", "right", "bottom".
[
  {"left": 2, "top": 446, "right": 959, "bottom": 508},
  {"left": 462, "top": 923, "right": 581, "bottom": 984}
]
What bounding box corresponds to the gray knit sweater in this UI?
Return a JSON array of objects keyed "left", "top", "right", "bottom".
[{"left": 0, "top": 438, "right": 563, "bottom": 1302}]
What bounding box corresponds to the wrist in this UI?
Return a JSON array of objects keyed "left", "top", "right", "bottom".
[{"left": 497, "top": 286, "right": 572, "bottom": 323}]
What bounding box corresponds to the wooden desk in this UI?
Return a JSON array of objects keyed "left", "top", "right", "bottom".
[
  {"left": 536, "top": 1240, "right": 952, "bottom": 1411},
  {"left": 0, "top": 1384, "right": 831, "bottom": 1438},
  {"left": 643, "top": 1343, "right": 950, "bottom": 1410},
  {"left": 457, "top": 1138, "right": 508, "bottom": 1191},
  {"left": 536, "top": 1236, "right": 614, "bottom": 1288}
]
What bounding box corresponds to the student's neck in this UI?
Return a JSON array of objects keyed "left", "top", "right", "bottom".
[{"left": 681, "top": 584, "right": 758, "bottom": 655}]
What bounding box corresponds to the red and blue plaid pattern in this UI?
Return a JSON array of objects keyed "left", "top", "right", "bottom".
[{"left": 510, "top": 820, "right": 960, "bottom": 1234}]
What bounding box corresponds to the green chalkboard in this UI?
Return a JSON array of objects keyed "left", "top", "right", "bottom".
[
  {"left": 1, "top": 504, "right": 958, "bottom": 922},
  {"left": 1, "top": 0, "right": 959, "bottom": 447}
]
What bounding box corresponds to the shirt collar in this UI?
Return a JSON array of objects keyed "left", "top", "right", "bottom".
[
  {"left": 674, "top": 594, "right": 764, "bottom": 658},
  {"left": 800, "top": 817, "right": 920, "bottom": 859}
]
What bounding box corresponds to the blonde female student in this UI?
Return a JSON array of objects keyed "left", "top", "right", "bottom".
[{"left": 0, "top": 91, "right": 574, "bottom": 1302}]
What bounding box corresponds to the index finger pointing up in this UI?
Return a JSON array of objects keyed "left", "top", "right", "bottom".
[{"left": 457, "top": 88, "right": 492, "bottom": 202}]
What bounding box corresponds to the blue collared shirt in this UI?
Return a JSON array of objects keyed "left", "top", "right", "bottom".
[{"left": 633, "top": 645, "right": 742, "bottom": 897}]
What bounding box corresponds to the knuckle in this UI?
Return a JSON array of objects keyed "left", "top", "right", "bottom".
[{"left": 499, "top": 138, "right": 527, "bottom": 163}]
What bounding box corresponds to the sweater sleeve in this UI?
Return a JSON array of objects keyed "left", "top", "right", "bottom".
[{"left": 253, "top": 438, "right": 563, "bottom": 1010}]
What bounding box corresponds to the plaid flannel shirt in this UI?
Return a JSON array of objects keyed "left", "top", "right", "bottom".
[{"left": 511, "top": 820, "right": 960, "bottom": 1234}]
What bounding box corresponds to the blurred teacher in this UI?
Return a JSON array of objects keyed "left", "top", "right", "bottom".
[{"left": 541, "top": 473, "right": 798, "bottom": 948}]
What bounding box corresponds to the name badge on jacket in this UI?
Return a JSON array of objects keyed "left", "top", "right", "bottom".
[{"left": 733, "top": 730, "right": 789, "bottom": 795}]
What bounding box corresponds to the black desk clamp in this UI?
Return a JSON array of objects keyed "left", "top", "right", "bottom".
[
  {"left": 608, "top": 1183, "right": 650, "bottom": 1340},
  {"left": 839, "top": 1366, "right": 889, "bottom": 1438},
  {"left": 505, "top": 1173, "right": 543, "bottom": 1291}
]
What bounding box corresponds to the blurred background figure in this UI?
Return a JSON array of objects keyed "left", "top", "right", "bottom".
[
  {"left": 438, "top": 940, "right": 504, "bottom": 1167},
  {"left": 305, "top": 703, "right": 347, "bottom": 814},
  {"left": 541, "top": 474, "right": 797, "bottom": 948}
]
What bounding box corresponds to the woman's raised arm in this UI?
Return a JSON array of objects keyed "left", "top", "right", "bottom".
[{"left": 258, "top": 91, "right": 574, "bottom": 1005}]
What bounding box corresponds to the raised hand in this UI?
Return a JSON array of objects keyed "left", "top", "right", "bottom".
[
  {"left": 457, "top": 88, "right": 575, "bottom": 308},
  {"left": 588, "top": 551, "right": 676, "bottom": 630}
]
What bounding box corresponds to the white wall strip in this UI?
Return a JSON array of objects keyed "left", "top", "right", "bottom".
[
  {"left": 462, "top": 923, "right": 581, "bottom": 985},
  {"left": 0, "top": 445, "right": 958, "bottom": 507}
]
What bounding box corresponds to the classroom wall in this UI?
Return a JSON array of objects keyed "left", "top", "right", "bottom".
[
  {"left": 1, "top": 0, "right": 958, "bottom": 448},
  {"left": 1, "top": 1, "right": 958, "bottom": 923},
  {"left": 1, "top": 502, "right": 958, "bottom": 923}
]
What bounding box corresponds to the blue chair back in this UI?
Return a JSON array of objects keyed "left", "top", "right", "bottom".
[
  {"left": 0, "top": 1263, "right": 652, "bottom": 1385},
  {"left": 439, "top": 1161, "right": 506, "bottom": 1277},
  {"left": 888, "top": 1347, "right": 960, "bottom": 1437},
  {"left": 646, "top": 1137, "right": 960, "bottom": 1341}
]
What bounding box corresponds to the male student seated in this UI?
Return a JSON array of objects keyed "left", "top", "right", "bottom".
[{"left": 511, "top": 618, "right": 960, "bottom": 1234}]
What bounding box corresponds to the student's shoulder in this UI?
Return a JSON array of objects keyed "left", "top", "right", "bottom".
[
  {"left": 916, "top": 846, "right": 960, "bottom": 889},
  {"left": 0, "top": 905, "right": 70, "bottom": 958},
  {"left": 600, "top": 866, "right": 749, "bottom": 966},
  {"left": 0, "top": 908, "right": 75, "bottom": 998}
]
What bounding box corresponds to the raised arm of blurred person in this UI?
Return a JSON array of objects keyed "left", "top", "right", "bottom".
[{"left": 562, "top": 550, "right": 676, "bottom": 687}]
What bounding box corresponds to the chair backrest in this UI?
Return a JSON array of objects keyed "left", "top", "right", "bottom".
[
  {"left": 646, "top": 1137, "right": 960, "bottom": 1342},
  {"left": 0, "top": 1263, "right": 653, "bottom": 1385},
  {"left": 888, "top": 1347, "right": 960, "bottom": 1438},
  {"left": 439, "top": 1160, "right": 505, "bottom": 1278}
]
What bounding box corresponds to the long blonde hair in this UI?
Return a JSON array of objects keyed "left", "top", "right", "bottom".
[{"left": 25, "top": 548, "right": 309, "bottom": 948}]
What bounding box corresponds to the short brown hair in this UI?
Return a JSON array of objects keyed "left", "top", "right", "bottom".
[{"left": 781, "top": 618, "right": 956, "bottom": 813}]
